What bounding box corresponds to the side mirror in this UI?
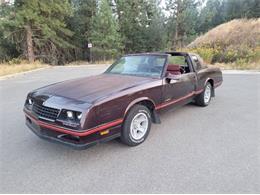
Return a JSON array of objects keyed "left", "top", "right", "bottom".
[{"left": 165, "top": 72, "right": 181, "bottom": 83}]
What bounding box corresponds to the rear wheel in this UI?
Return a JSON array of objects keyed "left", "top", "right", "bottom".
[
  {"left": 195, "top": 82, "right": 212, "bottom": 106},
  {"left": 120, "top": 105, "right": 151, "bottom": 146}
]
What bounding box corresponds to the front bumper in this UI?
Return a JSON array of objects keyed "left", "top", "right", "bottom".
[{"left": 25, "top": 114, "right": 121, "bottom": 150}]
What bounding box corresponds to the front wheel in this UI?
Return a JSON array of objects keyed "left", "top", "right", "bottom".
[
  {"left": 120, "top": 105, "right": 151, "bottom": 146},
  {"left": 195, "top": 82, "right": 212, "bottom": 107}
]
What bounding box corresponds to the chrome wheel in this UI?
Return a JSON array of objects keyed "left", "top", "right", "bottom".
[
  {"left": 130, "top": 112, "right": 149, "bottom": 140},
  {"left": 204, "top": 84, "right": 211, "bottom": 104}
]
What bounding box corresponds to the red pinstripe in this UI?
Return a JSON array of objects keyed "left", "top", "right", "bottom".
[
  {"left": 25, "top": 112, "right": 123, "bottom": 137},
  {"left": 155, "top": 80, "right": 222, "bottom": 110},
  {"left": 155, "top": 91, "right": 196, "bottom": 110}
]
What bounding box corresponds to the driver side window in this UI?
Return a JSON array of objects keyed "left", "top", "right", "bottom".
[
  {"left": 167, "top": 55, "right": 190, "bottom": 74},
  {"left": 168, "top": 56, "right": 187, "bottom": 66}
]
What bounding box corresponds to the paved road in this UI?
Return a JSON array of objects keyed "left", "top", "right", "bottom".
[{"left": 0, "top": 66, "right": 259, "bottom": 193}]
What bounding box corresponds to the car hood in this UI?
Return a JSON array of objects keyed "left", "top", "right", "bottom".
[{"left": 34, "top": 73, "right": 155, "bottom": 103}]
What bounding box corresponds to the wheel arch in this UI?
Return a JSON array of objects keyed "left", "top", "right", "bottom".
[
  {"left": 124, "top": 97, "right": 161, "bottom": 124},
  {"left": 205, "top": 78, "right": 215, "bottom": 97}
]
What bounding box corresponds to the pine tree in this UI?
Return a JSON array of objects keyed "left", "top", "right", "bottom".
[
  {"left": 0, "top": 2, "right": 19, "bottom": 62},
  {"left": 198, "top": 0, "right": 224, "bottom": 33},
  {"left": 115, "top": 0, "right": 165, "bottom": 53},
  {"left": 166, "top": 0, "right": 200, "bottom": 49},
  {"left": 222, "top": 0, "right": 260, "bottom": 20},
  {"left": 90, "top": 0, "right": 122, "bottom": 61},
  {"left": 69, "top": 0, "right": 97, "bottom": 61},
  {"left": 1, "top": 0, "right": 74, "bottom": 64},
  {"left": 142, "top": 0, "right": 167, "bottom": 51}
]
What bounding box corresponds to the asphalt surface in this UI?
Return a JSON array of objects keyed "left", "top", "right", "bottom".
[{"left": 0, "top": 66, "right": 259, "bottom": 193}]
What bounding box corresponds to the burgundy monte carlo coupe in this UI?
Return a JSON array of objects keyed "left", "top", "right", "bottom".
[{"left": 24, "top": 52, "right": 223, "bottom": 149}]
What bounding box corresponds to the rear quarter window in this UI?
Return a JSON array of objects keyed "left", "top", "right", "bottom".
[{"left": 191, "top": 55, "right": 207, "bottom": 71}]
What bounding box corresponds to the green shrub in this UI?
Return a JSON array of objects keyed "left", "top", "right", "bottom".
[
  {"left": 91, "top": 48, "right": 121, "bottom": 62},
  {"left": 187, "top": 46, "right": 259, "bottom": 65}
]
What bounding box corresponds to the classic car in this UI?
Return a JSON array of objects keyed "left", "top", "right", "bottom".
[{"left": 23, "top": 52, "right": 223, "bottom": 149}]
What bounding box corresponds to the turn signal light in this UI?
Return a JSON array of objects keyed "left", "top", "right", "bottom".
[{"left": 100, "top": 130, "right": 109, "bottom": 135}]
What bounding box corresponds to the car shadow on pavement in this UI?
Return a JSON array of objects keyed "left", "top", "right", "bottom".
[{"left": 27, "top": 102, "right": 199, "bottom": 157}]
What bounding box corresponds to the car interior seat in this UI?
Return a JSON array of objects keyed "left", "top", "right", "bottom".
[{"left": 166, "top": 64, "right": 181, "bottom": 75}]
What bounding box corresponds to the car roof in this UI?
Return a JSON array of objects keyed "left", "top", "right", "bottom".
[{"left": 124, "top": 51, "right": 189, "bottom": 57}]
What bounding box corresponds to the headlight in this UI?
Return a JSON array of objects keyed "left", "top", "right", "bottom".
[
  {"left": 76, "top": 113, "right": 82, "bottom": 120},
  {"left": 62, "top": 110, "right": 82, "bottom": 121},
  {"left": 58, "top": 109, "right": 84, "bottom": 128},
  {"left": 25, "top": 97, "right": 33, "bottom": 108},
  {"left": 28, "top": 98, "right": 33, "bottom": 105},
  {"left": 66, "top": 111, "right": 74, "bottom": 119}
]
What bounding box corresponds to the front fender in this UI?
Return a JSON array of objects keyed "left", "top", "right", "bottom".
[
  {"left": 124, "top": 97, "right": 161, "bottom": 124},
  {"left": 124, "top": 97, "right": 156, "bottom": 115}
]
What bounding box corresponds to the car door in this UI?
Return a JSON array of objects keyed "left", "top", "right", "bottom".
[{"left": 162, "top": 55, "right": 196, "bottom": 106}]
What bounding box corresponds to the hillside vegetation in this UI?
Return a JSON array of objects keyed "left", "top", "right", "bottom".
[{"left": 187, "top": 19, "right": 260, "bottom": 70}]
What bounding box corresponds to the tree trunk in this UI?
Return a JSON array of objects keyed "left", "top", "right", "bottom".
[
  {"left": 174, "top": 21, "right": 179, "bottom": 49},
  {"left": 25, "top": 25, "right": 35, "bottom": 63}
]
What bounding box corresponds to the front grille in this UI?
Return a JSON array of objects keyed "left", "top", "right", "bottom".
[{"left": 32, "top": 103, "right": 60, "bottom": 121}]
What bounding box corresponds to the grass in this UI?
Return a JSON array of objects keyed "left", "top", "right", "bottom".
[
  {"left": 0, "top": 61, "right": 48, "bottom": 77},
  {"left": 188, "top": 19, "right": 260, "bottom": 49},
  {"left": 186, "top": 18, "right": 260, "bottom": 70},
  {"left": 0, "top": 59, "right": 113, "bottom": 77}
]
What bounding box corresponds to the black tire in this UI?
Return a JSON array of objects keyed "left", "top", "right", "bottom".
[
  {"left": 120, "top": 104, "right": 152, "bottom": 146},
  {"left": 195, "top": 82, "right": 213, "bottom": 107}
]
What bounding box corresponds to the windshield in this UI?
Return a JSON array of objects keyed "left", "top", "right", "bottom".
[{"left": 105, "top": 55, "right": 167, "bottom": 78}]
